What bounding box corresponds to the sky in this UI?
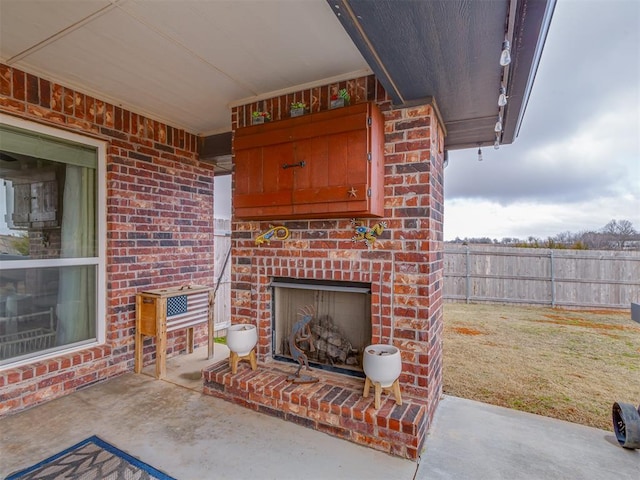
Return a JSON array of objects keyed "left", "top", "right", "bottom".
[{"left": 444, "top": 0, "right": 640, "bottom": 241}]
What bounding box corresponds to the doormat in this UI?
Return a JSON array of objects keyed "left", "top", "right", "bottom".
[{"left": 5, "top": 435, "right": 176, "bottom": 480}]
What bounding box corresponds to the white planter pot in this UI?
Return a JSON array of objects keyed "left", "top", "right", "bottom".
[
  {"left": 226, "top": 324, "right": 258, "bottom": 357},
  {"left": 363, "top": 344, "right": 402, "bottom": 388}
]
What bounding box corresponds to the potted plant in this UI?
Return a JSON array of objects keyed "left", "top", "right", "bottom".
[
  {"left": 330, "top": 88, "right": 350, "bottom": 109},
  {"left": 251, "top": 110, "right": 271, "bottom": 125},
  {"left": 226, "top": 323, "right": 258, "bottom": 374},
  {"left": 290, "top": 101, "right": 307, "bottom": 117},
  {"left": 362, "top": 343, "right": 403, "bottom": 408}
]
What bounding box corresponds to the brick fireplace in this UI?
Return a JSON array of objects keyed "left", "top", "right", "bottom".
[{"left": 203, "top": 75, "right": 444, "bottom": 460}]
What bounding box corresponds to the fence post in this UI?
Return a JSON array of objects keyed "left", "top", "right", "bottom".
[
  {"left": 465, "top": 245, "right": 471, "bottom": 304},
  {"left": 550, "top": 249, "right": 556, "bottom": 307}
]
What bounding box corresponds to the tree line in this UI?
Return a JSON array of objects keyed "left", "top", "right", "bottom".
[{"left": 448, "top": 219, "right": 639, "bottom": 251}]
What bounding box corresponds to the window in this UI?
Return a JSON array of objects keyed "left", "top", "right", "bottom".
[{"left": 0, "top": 115, "right": 106, "bottom": 367}]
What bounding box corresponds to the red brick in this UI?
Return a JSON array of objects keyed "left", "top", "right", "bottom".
[
  {"left": 405, "top": 446, "right": 419, "bottom": 460},
  {"left": 12, "top": 69, "right": 25, "bottom": 100},
  {"left": 74, "top": 92, "right": 86, "bottom": 119},
  {"left": 23, "top": 384, "right": 64, "bottom": 405},
  {"left": 105, "top": 103, "right": 115, "bottom": 127},
  {"left": 0, "top": 96, "right": 24, "bottom": 112},
  {"left": 62, "top": 87, "right": 74, "bottom": 115},
  {"left": 1, "top": 383, "right": 35, "bottom": 402},
  {"left": 316, "top": 422, "right": 350, "bottom": 440},
  {"left": 7, "top": 371, "right": 21, "bottom": 384},
  {"left": 26, "top": 73, "right": 39, "bottom": 104},
  {"left": 37, "top": 371, "right": 74, "bottom": 389},
  {"left": 0, "top": 396, "right": 22, "bottom": 412},
  {"left": 20, "top": 368, "right": 34, "bottom": 381},
  {"left": 0, "top": 64, "right": 11, "bottom": 95},
  {"left": 352, "top": 431, "right": 391, "bottom": 453}
]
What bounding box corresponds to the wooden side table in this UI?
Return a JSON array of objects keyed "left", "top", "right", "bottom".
[{"left": 134, "top": 285, "right": 214, "bottom": 379}]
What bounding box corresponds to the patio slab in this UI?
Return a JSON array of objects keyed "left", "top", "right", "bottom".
[
  {"left": 415, "top": 395, "right": 640, "bottom": 480},
  {"left": 0, "top": 357, "right": 415, "bottom": 480},
  {"left": 2, "top": 348, "right": 638, "bottom": 479}
]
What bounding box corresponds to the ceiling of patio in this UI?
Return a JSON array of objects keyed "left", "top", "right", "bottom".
[{"left": 0, "top": 0, "right": 555, "bottom": 155}]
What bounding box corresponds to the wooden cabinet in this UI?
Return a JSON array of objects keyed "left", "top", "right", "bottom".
[
  {"left": 234, "top": 102, "right": 384, "bottom": 220},
  {"left": 6, "top": 169, "right": 60, "bottom": 229},
  {"left": 134, "top": 285, "right": 214, "bottom": 379}
]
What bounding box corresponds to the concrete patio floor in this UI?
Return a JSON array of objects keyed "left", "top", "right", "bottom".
[{"left": 1, "top": 347, "right": 638, "bottom": 479}]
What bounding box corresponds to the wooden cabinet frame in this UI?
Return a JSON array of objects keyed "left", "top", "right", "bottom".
[{"left": 233, "top": 102, "right": 384, "bottom": 220}]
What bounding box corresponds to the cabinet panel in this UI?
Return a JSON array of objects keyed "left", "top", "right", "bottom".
[
  {"left": 292, "top": 130, "right": 369, "bottom": 214},
  {"left": 233, "top": 102, "right": 384, "bottom": 220},
  {"left": 30, "top": 181, "right": 58, "bottom": 222},
  {"left": 11, "top": 183, "right": 31, "bottom": 225},
  {"left": 235, "top": 142, "right": 294, "bottom": 217}
]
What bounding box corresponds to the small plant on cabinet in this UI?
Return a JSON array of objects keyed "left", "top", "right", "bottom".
[
  {"left": 330, "top": 88, "right": 350, "bottom": 108},
  {"left": 251, "top": 110, "right": 271, "bottom": 125},
  {"left": 290, "top": 102, "right": 307, "bottom": 117}
]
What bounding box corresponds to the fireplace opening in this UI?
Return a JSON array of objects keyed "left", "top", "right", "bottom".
[{"left": 271, "top": 278, "right": 371, "bottom": 377}]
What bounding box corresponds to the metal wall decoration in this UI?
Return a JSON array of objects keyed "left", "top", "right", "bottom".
[
  {"left": 255, "top": 225, "right": 290, "bottom": 246},
  {"left": 351, "top": 219, "right": 387, "bottom": 249}
]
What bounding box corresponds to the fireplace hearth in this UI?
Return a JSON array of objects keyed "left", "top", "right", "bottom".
[{"left": 202, "top": 360, "right": 427, "bottom": 459}]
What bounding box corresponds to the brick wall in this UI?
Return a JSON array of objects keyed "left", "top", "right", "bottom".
[
  {"left": 229, "top": 75, "right": 444, "bottom": 429},
  {"left": 0, "top": 64, "right": 215, "bottom": 415}
]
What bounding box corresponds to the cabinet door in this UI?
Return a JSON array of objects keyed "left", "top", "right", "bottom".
[
  {"left": 292, "top": 128, "right": 369, "bottom": 216},
  {"left": 234, "top": 142, "right": 294, "bottom": 218},
  {"left": 233, "top": 102, "right": 384, "bottom": 220},
  {"left": 29, "top": 180, "right": 58, "bottom": 222},
  {"left": 11, "top": 179, "right": 59, "bottom": 227},
  {"left": 11, "top": 183, "right": 31, "bottom": 226}
]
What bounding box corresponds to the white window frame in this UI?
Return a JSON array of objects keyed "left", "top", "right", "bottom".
[{"left": 0, "top": 113, "right": 107, "bottom": 370}]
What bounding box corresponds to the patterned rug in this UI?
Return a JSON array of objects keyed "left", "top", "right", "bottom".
[{"left": 5, "top": 436, "right": 176, "bottom": 480}]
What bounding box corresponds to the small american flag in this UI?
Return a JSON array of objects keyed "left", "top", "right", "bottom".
[
  {"left": 167, "top": 295, "right": 188, "bottom": 317},
  {"left": 166, "top": 291, "right": 210, "bottom": 332}
]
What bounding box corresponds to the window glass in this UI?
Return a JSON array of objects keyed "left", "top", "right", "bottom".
[
  {"left": 0, "top": 266, "right": 97, "bottom": 364},
  {"left": 0, "top": 123, "right": 100, "bottom": 365}
]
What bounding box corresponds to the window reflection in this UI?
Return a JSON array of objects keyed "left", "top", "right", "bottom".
[
  {"left": 1, "top": 123, "right": 99, "bottom": 365},
  {"left": 0, "top": 266, "right": 96, "bottom": 364}
]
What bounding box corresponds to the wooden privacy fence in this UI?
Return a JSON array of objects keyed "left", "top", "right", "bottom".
[
  {"left": 213, "top": 218, "right": 231, "bottom": 333},
  {"left": 444, "top": 245, "right": 640, "bottom": 309}
]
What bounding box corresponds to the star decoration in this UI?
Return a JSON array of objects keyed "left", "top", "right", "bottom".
[{"left": 348, "top": 187, "right": 358, "bottom": 198}]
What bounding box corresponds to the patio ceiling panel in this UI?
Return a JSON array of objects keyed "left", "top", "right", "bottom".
[
  {"left": 1, "top": 0, "right": 555, "bottom": 162},
  {"left": 0, "top": 0, "right": 369, "bottom": 135},
  {"left": 0, "top": 0, "right": 113, "bottom": 58},
  {"left": 119, "top": 0, "right": 367, "bottom": 97},
  {"left": 11, "top": 6, "right": 252, "bottom": 132}
]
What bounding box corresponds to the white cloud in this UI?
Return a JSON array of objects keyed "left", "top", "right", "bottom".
[
  {"left": 443, "top": 0, "right": 640, "bottom": 240},
  {"left": 444, "top": 195, "right": 640, "bottom": 241}
]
